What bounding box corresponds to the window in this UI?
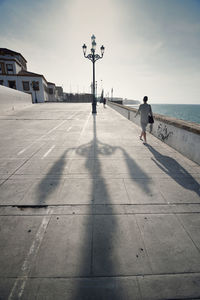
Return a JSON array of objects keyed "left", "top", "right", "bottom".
[
  {"left": 32, "top": 81, "right": 39, "bottom": 91},
  {"left": 8, "top": 80, "right": 16, "bottom": 89},
  {"left": 0, "top": 62, "right": 5, "bottom": 74},
  {"left": 23, "top": 81, "right": 30, "bottom": 91},
  {"left": 48, "top": 88, "right": 53, "bottom": 94},
  {"left": 6, "top": 64, "right": 14, "bottom": 74},
  {"left": 0, "top": 80, "right": 3, "bottom": 85}
]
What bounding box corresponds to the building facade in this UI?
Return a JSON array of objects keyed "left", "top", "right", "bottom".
[
  {"left": 55, "top": 86, "right": 64, "bottom": 101},
  {"left": 0, "top": 48, "right": 57, "bottom": 103}
]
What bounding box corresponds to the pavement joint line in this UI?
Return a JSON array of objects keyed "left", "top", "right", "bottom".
[
  {"left": 3, "top": 271, "right": 200, "bottom": 280},
  {"left": 136, "top": 276, "right": 143, "bottom": 300},
  {"left": 123, "top": 177, "right": 131, "bottom": 204},
  {"left": 8, "top": 208, "right": 52, "bottom": 300},
  {"left": 1, "top": 203, "right": 200, "bottom": 207},
  {"left": 0, "top": 144, "right": 46, "bottom": 187},
  {"left": 1, "top": 212, "right": 200, "bottom": 217},
  {"left": 175, "top": 214, "right": 200, "bottom": 253},
  {"left": 5, "top": 174, "right": 200, "bottom": 179}
]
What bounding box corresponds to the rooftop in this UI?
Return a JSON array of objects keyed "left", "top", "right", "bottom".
[{"left": 0, "top": 48, "right": 27, "bottom": 63}]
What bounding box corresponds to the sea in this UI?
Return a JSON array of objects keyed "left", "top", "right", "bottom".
[{"left": 125, "top": 104, "right": 200, "bottom": 124}]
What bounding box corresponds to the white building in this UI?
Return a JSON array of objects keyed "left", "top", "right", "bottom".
[
  {"left": 0, "top": 48, "right": 57, "bottom": 103},
  {"left": 47, "top": 82, "right": 56, "bottom": 102},
  {"left": 55, "top": 86, "right": 64, "bottom": 101}
]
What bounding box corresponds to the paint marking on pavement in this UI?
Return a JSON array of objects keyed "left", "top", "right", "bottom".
[
  {"left": 17, "top": 111, "right": 79, "bottom": 156},
  {"left": 8, "top": 208, "right": 52, "bottom": 300},
  {"left": 17, "top": 148, "right": 26, "bottom": 155},
  {"left": 42, "top": 145, "right": 55, "bottom": 159},
  {"left": 17, "top": 120, "right": 66, "bottom": 156},
  {"left": 67, "top": 126, "right": 72, "bottom": 132}
]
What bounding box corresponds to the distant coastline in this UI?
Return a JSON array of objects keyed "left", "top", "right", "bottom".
[
  {"left": 123, "top": 99, "right": 140, "bottom": 105},
  {"left": 124, "top": 103, "right": 200, "bottom": 124}
]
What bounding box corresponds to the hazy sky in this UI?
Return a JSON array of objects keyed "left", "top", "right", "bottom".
[{"left": 0, "top": 0, "right": 200, "bottom": 103}]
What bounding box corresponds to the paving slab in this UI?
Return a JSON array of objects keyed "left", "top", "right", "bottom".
[
  {"left": 94, "top": 158, "right": 151, "bottom": 178},
  {"left": 159, "top": 178, "right": 200, "bottom": 203},
  {"left": 0, "top": 103, "right": 199, "bottom": 300},
  {"left": 20, "top": 277, "right": 141, "bottom": 300},
  {"left": 15, "top": 157, "right": 71, "bottom": 176},
  {"left": 174, "top": 203, "right": 200, "bottom": 213},
  {"left": 58, "top": 178, "right": 94, "bottom": 204},
  {"left": 0, "top": 216, "right": 45, "bottom": 276},
  {"left": 0, "top": 158, "right": 26, "bottom": 175},
  {"left": 30, "top": 215, "right": 92, "bottom": 277},
  {"left": 68, "top": 158, "right": 94, "bottom": 174},
  {"left": 124, "top": 178, "right": 166, "bottom": 204},
  {"left": 0, "top": 179, "right": 34, "bottom": 205},
  {"left": 22, "top": 178, "right": 65, "bottom": 205},
  {"left": 93, "top": 215, "right": 152, "bottom": 276},
  {"left": 138, "top": 273, "right": 200, "bottom": 300},
  {"left": 94, "top": 178, "right": 129, "bottom": 204},
  {"left": 35, "top": 146, "right": 75, "bottom": 159},
  {"left": 0, "top": 278, "right": 15, "bottom": 300},
  {"left": 177, "top": 213, "right": 200, "bottom": 250},
  {"left": 136, "top": 214, "right": 200, "bottom": 274}
]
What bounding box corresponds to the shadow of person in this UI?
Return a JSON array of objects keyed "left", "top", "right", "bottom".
[
  {"left": 146, "top": 144, "right": 200, "bottom": 197},
  {"left": 120, "top": 147, "right": 152, "bottom": 194}
]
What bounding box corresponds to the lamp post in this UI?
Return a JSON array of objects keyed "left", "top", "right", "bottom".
[
  {"left": 82, "top": 35, "right": 105, "bottom": 114},
  {"left": 95, "top": 81, "right": 97, "bottom": 102},
  {"left": 111, "top": 88, "right": 113, "bottom": 102}
]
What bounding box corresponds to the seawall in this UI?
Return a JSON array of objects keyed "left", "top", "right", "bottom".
[
  {"left": 108, "top": 101, "right": 200, "bottom": 165},
  {"left": 0, "top": 85, "right": 32, "bottom": 114}
]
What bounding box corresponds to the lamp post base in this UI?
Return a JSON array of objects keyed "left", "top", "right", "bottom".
[{"left": 92, "top": 103, "right": 97, "bottom": 114}]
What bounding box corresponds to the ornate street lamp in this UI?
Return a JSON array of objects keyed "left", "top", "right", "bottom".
[{"left": 82, "top": 35, "right": 105, "bottom": 114}]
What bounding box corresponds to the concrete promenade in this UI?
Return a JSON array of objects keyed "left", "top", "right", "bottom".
[{"left": 0, "top": 103, "right": 200, "bottom": 300}]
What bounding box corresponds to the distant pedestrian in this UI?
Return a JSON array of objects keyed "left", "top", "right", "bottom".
[
  {"left": 103, "top": 97, "right": 106, "bottom": 108},
  {"left": 135, "top": 96, "right": 153, "bottom": 144}
]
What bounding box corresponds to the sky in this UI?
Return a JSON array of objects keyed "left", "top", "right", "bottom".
[{"left": 0, "top": 0, "right": 200, "bottom": 104}]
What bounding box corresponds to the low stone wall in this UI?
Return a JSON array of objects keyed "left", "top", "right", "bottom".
[
  {"left": 108, "top": 101, "right": 200, "bottom": 165},
  {"left": 0, "top": 85, "right": 32, "bottom": 114}
]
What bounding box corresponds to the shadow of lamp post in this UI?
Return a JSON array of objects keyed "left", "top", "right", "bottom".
[{"left": 82, "top": 35, "right": 105, "bottom": 114}]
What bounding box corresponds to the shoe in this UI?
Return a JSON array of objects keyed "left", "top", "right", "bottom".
[{"left": 139, "top": 137, "right": 143, "bottom": 141}]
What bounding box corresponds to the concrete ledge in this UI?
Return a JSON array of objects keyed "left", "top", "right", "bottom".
[
  {"left": 108, "top": 101, "right": 200, "bottom": 164},
  {"left": 0, "top": 85, "right": 32, "bottom": 114}
]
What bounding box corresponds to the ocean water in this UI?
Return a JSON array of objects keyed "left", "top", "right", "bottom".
[{"left": 126, "top": 104, "right": 200, "bottom": 124}]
